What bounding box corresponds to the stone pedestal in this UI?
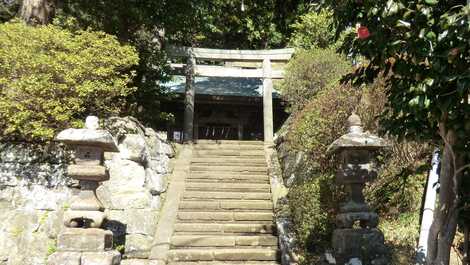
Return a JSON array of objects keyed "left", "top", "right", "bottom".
[
  {"left": 326, "top": 114, "right": 389, "bottom": 265},
  {"left": 48, "top": 116, "right": 121, "bottom": 265}
]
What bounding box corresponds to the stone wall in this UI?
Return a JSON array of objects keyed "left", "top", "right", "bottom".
[{"left": 0, "top": 117, "right": 174, "bottom": 265}]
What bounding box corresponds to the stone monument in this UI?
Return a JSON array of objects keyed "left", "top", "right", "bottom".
[
  {"left": 327, "top": 113, "right": 389, "bottom": 265},
  {"left": 48, "top": 116, "right": 121, "bottom": 265}
]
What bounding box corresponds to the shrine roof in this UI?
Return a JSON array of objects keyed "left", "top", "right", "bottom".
[{"left": 162, "top": 76, "right": 281, "bottom": 98}]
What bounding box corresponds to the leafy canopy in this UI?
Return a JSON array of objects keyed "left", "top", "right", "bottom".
[
  {"left": 324, "top": 0, "right": 470, "bottom": 146},
  {"left": 289, "top": 8, "right": 336, "bottom": 50},
  {"left": 0, "top": 21, "right": 139, "bottom": 141}
]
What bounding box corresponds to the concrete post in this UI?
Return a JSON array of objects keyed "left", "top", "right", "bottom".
[
  {"left": 184, "top": 53, "right": 196, "bottom": 143},
  {"left": 263, "top": 58, "right": 274, "bottom": 143}
]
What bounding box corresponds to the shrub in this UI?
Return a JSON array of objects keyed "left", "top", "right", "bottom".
[
  {"left": 0, "top": 21, "right": 139, "bottom": 141},
  {"left": 287, "top": 83, "right": 361, "bottom": 172},
  {"left": 288, "top": 173, "right": 343, "bottom": 263},
  {"left": 283, "top": 78, "right": 431, "bottom": 263},
  {"left": 289, "top": 9, "right": 336, "bottom": 50},
  {"left": 280, "top": 48, "right": 351, "bottom": 112}
]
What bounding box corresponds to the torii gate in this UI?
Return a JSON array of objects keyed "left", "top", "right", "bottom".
[{"left": 167, "top": 46, "right": 294, "bottom": 144}]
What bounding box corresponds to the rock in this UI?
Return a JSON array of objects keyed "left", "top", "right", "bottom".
[
  {"left": 121, "top": 259, "right": 164, "bottom": 265},
  {"left": 119, "top": 134, "right": 147, "bottom": 163},
  {"left": 125, "top": 234, "right": 153, "bottom": 259},
  {"left": 48, "top": 252, "right": 81, "bottom": 265},
  {"left": 106, "top": 159, "right": 146, "bottom": 189},
  {"left": 97, "top": 186, "right": 152, "bottom": 210},
  {"left": 19, "top": 185, "right": 71, "bottom": 211},
  {"left": 145, "top": 168, "right": 165, "bottom": 195},
  {"left": 147, "top": 157, "right": 169, "bottom": 175},
  {"left": 106, "top": 209, "right": 157, "bottom": 235},
  {"left": 81, "top": 250, "right": 121, "bottom": 265}
]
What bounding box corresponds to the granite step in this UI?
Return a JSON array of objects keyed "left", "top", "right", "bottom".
[
  {"left": 187, "top": 176, "right": 269, "bottom": 184},
  {"left": 177, "top": 211, "right": 274, "bottom": 222},
  {"left": 168, "top": 262, "right": 279, "bottom": 265},
  {"left": 193, "top": 144, "right": 265, "bottom": 151},
  {"left": 191, "top": 157, "right": 266, "bottom": 164},
  {"left": 171, "top": 235, "right": 278, "bottom": 248},
  {"left": 179, "top": 200, "right": 273, "bottom": 211},
  {"left": 185, "top": 183, "right": 270, "bottom": 192},
  {"left": 174, "top": 223, "right": 275, "bottom": 234},
  {"left": 190, "top": 166, "right": 267, "bottom": 173},
  {"left": 193, "top": 150, "right": 265, "bottom": 157},
  {"left": 183, "top": 191, "right": 271, "bottom": 200},
  {"left": 167, "top": 248, "right": 279, "bottom": 262}
]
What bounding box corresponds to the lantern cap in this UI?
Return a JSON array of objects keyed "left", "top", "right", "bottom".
[
  {"left": 55, "top": 116, "right": 119, "bottom": 152},
  {"left": 327, "top": 113, "right": 388, "bottom": 154}
]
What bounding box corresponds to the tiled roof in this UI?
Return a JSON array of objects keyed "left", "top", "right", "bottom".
[{"left": 162, "top": 76, "right": 280, "bottom": 98}]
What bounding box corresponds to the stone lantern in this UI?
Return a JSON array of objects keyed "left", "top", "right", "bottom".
[
  {"left": 48, "top": 116, "right": 121, "bottom": 265},
  {"left": 327, "top": 113, "right": 388, "bottom": 265}
]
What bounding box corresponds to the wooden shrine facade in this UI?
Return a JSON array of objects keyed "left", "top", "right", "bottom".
[{"left": 167, "top": 45, "right": 294, "bottom": 143}]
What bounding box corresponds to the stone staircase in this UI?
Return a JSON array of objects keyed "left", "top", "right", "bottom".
[{"left": 167, "top": 140, "right": 280, "bottom": 265}]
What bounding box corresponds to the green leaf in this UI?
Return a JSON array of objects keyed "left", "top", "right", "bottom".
[{"left": 424, "top": 0, "right": 438, "bottom": 5}]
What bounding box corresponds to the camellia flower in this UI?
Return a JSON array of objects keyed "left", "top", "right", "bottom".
[{"left": 357, "top": 26, "right": 370, "bottom": 39}]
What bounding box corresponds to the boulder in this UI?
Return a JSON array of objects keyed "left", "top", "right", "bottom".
[
  {"left": 106, "top": 158, "right": 146, "bottom": 189},
  {"left": 97, "top": 186, "right": 152, "bottom": 210},
  {"left": 106, "top": 209, "right": 157, "bottom": 235},
  {"left": 145, "top": 168, "right": 165, "bottom": 195},
  {"left": 124, "top": 234, "right": 153, "bottom": 259},
  {"left": 119, "top": 134, "right": 147, "bottom": 163}
]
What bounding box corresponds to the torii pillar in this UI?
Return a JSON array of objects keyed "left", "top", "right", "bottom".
[
  {"left": 183, "top": 53, "right": 196, "bottom": 143},
  {"left": 263, "top": 58, "right": 274, "bottom": 143}
]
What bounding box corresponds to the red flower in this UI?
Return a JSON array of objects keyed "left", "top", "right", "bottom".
[{"left": 357, "top": 26, "right": 370, "bottom": 40}]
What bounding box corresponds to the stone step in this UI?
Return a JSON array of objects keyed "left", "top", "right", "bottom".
[
  {"left": 191, "top": 157, "right": 266, "bottom": 164},
  {"left": 168, "top": 262, "right": 279, "bottom": 265},
  {"left": 171, "top": 235, "right": 278, "bottom": 248},
  {"left": 177, "top": 211, "right": 274, "bottom": 222},
  {"left": 179, "top": 200, "right": 273, "bottom": 211},
  {"left": 190, "top": 166, "right": 267, "bottom": 173},
  {"left": 174, "top": 223, "right": 275, "bottom": 234},
  {"left": 184, "top": 191, "right": 271, "bottom": 200},
  {"left": 185, "top": 183, "right": 270, "bottom": 192},
  {"left": 195, "top": 140, "right": 264, "bottom": 146},
  {"left": 194, "top": 144, "right": 264, "bottom": 151},
  {"left": 188, "top": 174, "right": 268, "bottom": 182},
  {"left": 191, "top": 161, "right": 267, "bottom": 167},
  {"left": 193, "top": 150, "right": 265, "bottom": 157},
  {"left": 167, "top": 248, "right": 279, "bottom": 262}
]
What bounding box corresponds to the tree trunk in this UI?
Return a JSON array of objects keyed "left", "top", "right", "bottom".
[
  {"left": 427, "top": 127, "right": 462, "bottom": 265},
  {"left": 19, "top": 0, "right": 56, "bottom": 25}
]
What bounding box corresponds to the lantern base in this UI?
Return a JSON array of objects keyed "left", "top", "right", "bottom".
[{"left": 332, "top": 228, "right": 388, "bottom": 265}]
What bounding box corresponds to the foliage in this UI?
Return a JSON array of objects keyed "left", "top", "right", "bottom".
[
  {"left": 287, "top": 83, "right": 361, "bottom": 171},
  {"left": 280, "top": 48, "right": 351, "bottom": 112},
  {"left": 323, "top": 1, "right": 470, "bottom": 262},
  {"left": 288, "top": 174, "right": 342, "bottom": 263},
  {"left": 379, "top": 212, "right": 421, "bottom": 265},
  {"left": 0, "top": 0, "right": 20, "bottom": 22},
  {"left": 283, "top": 76, "right": 431, "bottom": 262},
  {"left": 289, "top": 9, "right": 336, "bottom": 50},
  {"left": 164, "top": 0, "right": 310, "bottom": 49},
  {"left": 0, "top": 21, "right": 138, "bottom": 141},
  {"left": 324, "top": 0, "right": 470, "bottom": 148}
]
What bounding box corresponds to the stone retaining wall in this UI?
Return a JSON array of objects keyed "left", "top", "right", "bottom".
[{"left": 0, "top": 117, "right": 175, "bottom": 265}]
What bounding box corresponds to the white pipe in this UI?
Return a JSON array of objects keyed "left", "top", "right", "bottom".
[{"left": 416, "top": 149, "right": 440, "bottom": 263}]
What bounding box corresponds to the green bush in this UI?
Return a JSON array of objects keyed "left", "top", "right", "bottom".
[
  {"left": 288, "top": 174, "right": 343, "bottom": 263},
  {"left": 283, "top": 77, "right": 430, "bottom": 263},
  {"left": 280, "top": 48, "right": 351, "bottom": 112},
  {"left": 289, "top": 9, "right": 336, "bottom": 50},
  {"left": 0, "top": 21, "right": 139, "bottom": 141},
  {"left": 287, "top": 84, "right": 361, "bottom": 172}
]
